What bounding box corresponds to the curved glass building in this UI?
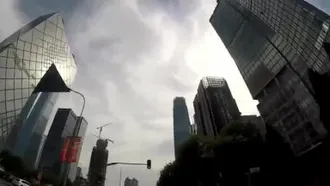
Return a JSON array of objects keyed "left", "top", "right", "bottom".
[{"left": 0, "top": 12, "right": 76, "bottom": 162}]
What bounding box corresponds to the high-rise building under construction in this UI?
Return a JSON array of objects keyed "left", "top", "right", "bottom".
[{"left": 87, "top": 139, "right": 109, "bottom": 186}]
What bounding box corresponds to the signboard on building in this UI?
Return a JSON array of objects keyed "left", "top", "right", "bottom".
[{"left": 60, "top": 136, "right": 81, "bottom": 163}]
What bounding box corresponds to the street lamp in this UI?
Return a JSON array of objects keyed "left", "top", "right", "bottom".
[{"left": 32, "top": 63, "right": 86, "bottom": 186}]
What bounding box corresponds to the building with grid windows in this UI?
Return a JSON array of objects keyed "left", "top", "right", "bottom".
[
  {"left": 193, "top": 77, "right": 241, "bottom": 137},
  {"left": 173, "top": 97, "right": 191, "bottom": 159},
  {"left": 210, "top": 0, "right": 330, "bottom": 155},
  {"left": 0, "top": 13, "right": 76, "bottom": 157}
]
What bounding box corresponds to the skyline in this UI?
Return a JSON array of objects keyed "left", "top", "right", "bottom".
[{"left": 1, "top": 0, "right": 330, "bottom": 186}]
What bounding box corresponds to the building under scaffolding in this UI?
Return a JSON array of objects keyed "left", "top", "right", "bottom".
[{"left": 87, "top": 139, "right": 109, "bottom": 186}]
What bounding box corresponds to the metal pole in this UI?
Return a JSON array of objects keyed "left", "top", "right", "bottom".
[
  {"left": 62, "top": 89, "right": 86, "bottom": 186},
  {"left": 119, "top": 167, "right": 122, "bottom": 186}
]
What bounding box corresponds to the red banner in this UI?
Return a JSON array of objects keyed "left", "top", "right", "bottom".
[
  {"left": 67, "top": 136, "right": 81, "bottom": 163},
  {"left": 60, "top": 138, "right": 70, "bottom": 162}
]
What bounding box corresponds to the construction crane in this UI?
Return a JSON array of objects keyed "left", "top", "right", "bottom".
[{"left": 96, "top": 123, "right": 112, "bottom": 138}]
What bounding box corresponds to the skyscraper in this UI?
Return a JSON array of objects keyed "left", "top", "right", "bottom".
[
  {"left": 17, "top": 93, "right": 58, "bottom": 168},
  {"left": 87, "top": 139, "right": 109, "bottom": 186},
  {"left": 124, "top": 177, "right": 138, "bottom": 186},
  {"left": 39, "top": 109, "right": 87, "bottom": 182},
  {"left": 0, "top": 12, "right": 76, "bottom": 156},
  {"left": 193, "top": 77, "right": 240, "bottom": 137},
  {"left": 210, "top": 0, "right": 330, "bottom": 155},
  {"left": 173, "top": 97, "right": 191, "bottom": 158}
]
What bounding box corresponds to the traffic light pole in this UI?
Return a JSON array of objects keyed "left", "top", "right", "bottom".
[
  {"left": 107, "top": 162, "right": 147, "bottom": 166},
  {"left": 107, "top": 160, "right": 151, "bottom": 169}
]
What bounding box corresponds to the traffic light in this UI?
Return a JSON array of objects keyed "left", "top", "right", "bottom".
[{"left": 147, "top": 159, "right": 151, "bottom": 169}]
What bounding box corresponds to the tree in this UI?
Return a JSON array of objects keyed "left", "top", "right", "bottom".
[{"left": 157, "top": 122, "right": 265, "bottom": 186}]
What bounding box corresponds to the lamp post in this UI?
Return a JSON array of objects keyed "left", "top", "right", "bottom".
[{"left": 62, "top": 89, "right": 85, "bottom": 186}]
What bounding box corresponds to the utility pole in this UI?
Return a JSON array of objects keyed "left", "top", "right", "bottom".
[{"left": 118, "top": 167, "right": 122, "bottom": 186}]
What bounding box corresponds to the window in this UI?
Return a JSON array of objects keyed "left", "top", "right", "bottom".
[
  {"left": 17, "top": 41, "right": 24, "bottom": 50},
  {"left": 14, "top": 100, "right": 22, "bottom": 110},
  {"left": 24, "top": 43, "right": 31, "bottom": 52},
  {"left": 31, "top": 44, "right": 38, "bottom": 53},
  {"left": 22, "top": 80, "right": 29, "bottom": 88},
  {"left": 0, "top": 102, "right": 5, "bottom": 114},
  {"left": 0, "top": 91, "right": 4, "bottom": 102},
  {"left": 6, "top": 90, "right": 14, "bottom": 100},
  {"left": 6, "top": 58, "right": 15, "bottom": 68},
  {"left": 5, "top": 80, "right": 14, "bottom": 89},
  {"left": 22, "top": 89, "right": 29, "bottom": 98},
  {"left": 6, "top": 69, "right": 14, "bottom": 78},
  {"left": 23, "top": 51, "right": 31, "bottom": 61},
  {"left": 14, "top": 89, "right": 22, "bottom": 100}
]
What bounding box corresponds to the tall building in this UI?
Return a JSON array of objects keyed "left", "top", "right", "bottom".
[
  {"left": 210, "top": 0, "right": 330, "bottom": 155},
  {"left": 87, "top": 139, "right": 109, "bottom": 186},
  {"left": 173, "top": 97, "right": 191, "bottom": 158},
  {"left": 39, "top": 109, "right": 87, "bottom": 183},
  {"left": 124, "top": 177, "right": 138, "bottom": 186},
  {"left": 19, "top": 93, "right": 58, "bottom": 168},
  {"left": 0, "top": 12, "right": 76, "bottom": 157},
  {"left": 193, "top": 77, "right": 241, "bottom": 137}
]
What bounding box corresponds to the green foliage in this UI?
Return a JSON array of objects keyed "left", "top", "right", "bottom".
[{"left": 157, "top": 122, "right": 266, "bottom": 186}]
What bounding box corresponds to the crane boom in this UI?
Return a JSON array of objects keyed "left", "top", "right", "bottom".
[{"left": 96, "top": 122, "right": 112, "bottom": 138}]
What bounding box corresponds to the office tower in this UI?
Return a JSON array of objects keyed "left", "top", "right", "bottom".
[
  {"left": 20, "top": 93, "right": 58, "bottom": 168},
  {"left": 87, "top": 139, "right": 109, "bottom": 186},
  {"left": 124, "top": 177, "right": 138, "bottom": 186},
  {"left": 210, "top": 0, "right": 330, "bottom": 155},
  {"left": 173, "top": 97, "right": 191, "bottom": 158},
  {"left": 193, "top": 77, "right": 241, "bottom": 137},
  {"left": 39, "top": 109, "right": 87, "bottom": 183},
  {"left": 0, "top": 12, "right": 76, "bottom": 155}
]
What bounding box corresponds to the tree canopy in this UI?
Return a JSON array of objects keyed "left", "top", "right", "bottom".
[{"left": 157, "top": 122, "right": 293, "bottom": 186}]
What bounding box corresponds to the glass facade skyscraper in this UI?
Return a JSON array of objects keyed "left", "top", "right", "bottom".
[
  {"left": 210, "top": 0, "right": 330, "bottom": 154},
  {"left": 193, "top": 77, "right": 240, "bottom": 137},
  {"left": 0, "top": 12, "right": 76, "bottom": 155},
  {"left": 173, "top": 97, "right": 191, "bottom": 158}
]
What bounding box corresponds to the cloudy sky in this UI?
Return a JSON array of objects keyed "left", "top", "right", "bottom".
[{"left": 1, "top": 0, "right": 329, "bottom": 185}]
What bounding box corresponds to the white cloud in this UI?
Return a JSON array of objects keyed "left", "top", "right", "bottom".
[{"left": 0, "top": 0, "right": 24, "bottom": 40}]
